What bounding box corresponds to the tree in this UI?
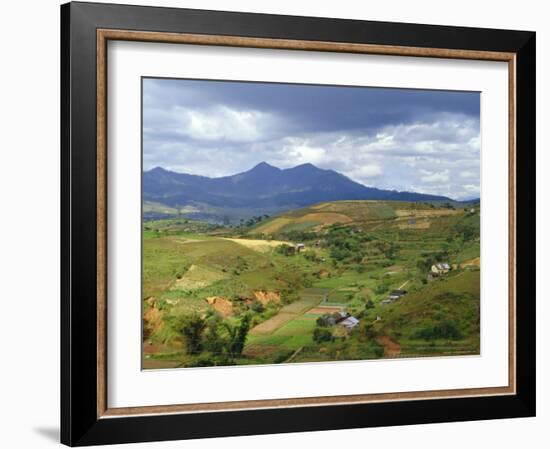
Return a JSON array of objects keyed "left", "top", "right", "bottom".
[
  {"left": 364, "top": 298, "right": 375, "bottom": 309},
  {"left": 417, "top": 257, "right": 434, "bottom": 273},
  {"left": 249, "top": 300, "right": 265, "bottom": 313},
  {"left": 313, "top": 326, "right": 333, "bottom": 343},
  {"left": 203, "top": 314, "right": 224, "bottom": 354},
  {"left": 303, "top": 250, "right": 320, "bottom": 263},
  {"left": 363, "top": 323, "right": 376, "bottom": 339},
  {"left": 223, "top": 314, "right": 251, "bottom": 359},
  {"left": 275, "top": 244, "right": 295, "bottom": 256},
  {"left": 177, "top": 313, "right": 206, "bottom": 355}
]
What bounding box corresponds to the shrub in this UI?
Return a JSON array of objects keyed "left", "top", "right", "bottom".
[
  {"left": 175, "top": 313, "right": 206, "bottom": 355},
  {"left": 275, "top": 244, "right": 295, "bottom": 256},
  {"left": 185, "top": 357, "right": 215, "bottom": 367},
  {"left": 273, "top": 350, "right": 295, "bottom": 364},
  {"left": 313, "top": 327, "right": 333, "bottom": 343},
  {"left": 412, "top": 320, "right": 464, "bottom": 341},
  {"left": 249, "top": 300, "right": 265, "bottom": 313}
]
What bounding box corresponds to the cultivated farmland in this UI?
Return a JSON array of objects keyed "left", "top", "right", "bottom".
[{"left": 142, "top": 200, "right": 480, "bottom": 369}]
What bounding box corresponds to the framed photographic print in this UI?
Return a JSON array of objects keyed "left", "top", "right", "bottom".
[{"left": 60, "top": 2, "right": 536, "bottom": 446}]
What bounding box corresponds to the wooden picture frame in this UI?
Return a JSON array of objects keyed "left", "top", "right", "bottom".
[{"left": 61, "top": 2, "right": 535, "bottom": 446}]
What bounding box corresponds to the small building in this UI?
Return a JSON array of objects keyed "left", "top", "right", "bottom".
[
  {"left": 318, "top": 310, "right": 350, "bottom": 327},
  {"left": 339, "top": 316, "right": 360, "bottom": 330},
  {"left": 332, "top": 311, "right": 349, "bottom": 323},
  {"left": 431, "top": 263, "right": 451, "bottom": 275},
  {"left": 295, "top": 243, "right": 306, "bottom": 252},
  {"left": 388, "top": 289, "right": 407, "bottom": 300}
]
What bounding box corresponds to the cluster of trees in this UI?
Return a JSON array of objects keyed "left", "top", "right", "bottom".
[
  {"left": 323, "top": 226, "right": 400, "bottom": 265},
  {"left": 238, "top": 215, "right": 270, "bottom": 228},
  {"left": 411, "top": 319, "right": 464, "bottom": 341},
  {"left": 441, "top": 202, "right": 456, "bottom": 209},
  {"left": 324, "top": 226, "right": 372, "bottom": 263},
  {"left": 280, "top": 229, "right": 317, "bottom": 242},
  {"left": 313, "top": 326, "right": 334, "bottom": 343},
  {"left": 274, "top": 243, "right": 296, "bottom": 256},
  {"left": 416, "top": 249, "right": 450, "bottom": 273},
  {"left": 454, "top": 221, "right": 477, "bottom": 242},
  {"left": 169, "top": 312, "right": 251, "bottom": 365},
  {"left": 302, "top": 249, "right": 322, "bottom": 263}
]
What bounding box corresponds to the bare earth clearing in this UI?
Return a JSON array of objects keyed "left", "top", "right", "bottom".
[
  {"left": 376, "top": 336, "right": 402, "bottom": 357},
  {"left": 221, "top": 237, "right": 292, "bottom": 253}
]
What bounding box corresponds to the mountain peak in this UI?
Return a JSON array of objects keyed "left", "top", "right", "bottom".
[
  {"left": 287, "top": 162, "right": 325, "bottom": 173},
  {"left": 250, "top": 162, "right": 281, "bottom": 172},
  {"left": 293, "top": 162, "right": 317, "bottom": 169},
  {"left": 150, "top": 166, "right": 168, "bottom": 173}
]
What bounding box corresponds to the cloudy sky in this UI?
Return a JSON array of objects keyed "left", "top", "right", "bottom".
[{"left": 143, "top": 78, "right": 480, "bottom": 200}]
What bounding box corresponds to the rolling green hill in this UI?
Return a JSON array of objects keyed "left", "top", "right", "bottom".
[
  {"left": 251, "top": 200, "right": 468, "bottom": 235},
  {"left": 142, "top": 200, "right": 480, "bottom": 368}
]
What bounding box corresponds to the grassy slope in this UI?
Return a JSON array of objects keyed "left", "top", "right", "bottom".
[
  {"left": 371, "top": 269, "right": 480, "bottom": 356},
  {"left": 143, "top": 201, "right": 480, "bottom": 367}
]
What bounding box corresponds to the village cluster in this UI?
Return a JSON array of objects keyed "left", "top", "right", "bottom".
[{"left": 315, "top": 260, "right": 454, "bottom": 337}]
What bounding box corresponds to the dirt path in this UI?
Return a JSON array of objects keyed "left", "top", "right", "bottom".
[
  {"left": 397, "top": 280, "right": 410, "bottom": 290},
  {"left": 284, "top": 346, "right": 304, "bottom": 363},
  {"left": 376, "top": 336, "right": 401, "bottom": 357},
  {"left": 221, "top": 237, "right": 291, "bottom": 253}
]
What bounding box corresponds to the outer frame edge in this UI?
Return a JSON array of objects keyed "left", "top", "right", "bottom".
[{"left": 61, "top": 2, "right": 536, "bottom": 446}]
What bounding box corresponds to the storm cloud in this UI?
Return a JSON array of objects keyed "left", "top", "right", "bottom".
[{"left": 143, "top": 78, "right": 480, "bottom": 200}]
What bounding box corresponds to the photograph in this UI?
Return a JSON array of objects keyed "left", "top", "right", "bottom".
[
  {"left": 55, "top": 2, "right": 536, "bottom": 445},
  {"left": 141, "top": 78, "right": 481, "bottom": 369}
]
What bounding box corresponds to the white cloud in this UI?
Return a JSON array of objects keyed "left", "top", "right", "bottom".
[
  {"left": 280, "top": 138, "right": 327, "bottom": 165},
  {"left": 174, "top": 106, "right": 276, "bottom": 142},
  {"left": 420, "top": 169, "right": 450, "bottom": 183},
  {"left": 460, "top": 170, "right": 478, "bottom": 179},
  {"left": 144, "top": 88, "right": 480, "bottom": 200},
  {"left": 463, "top": 184, "right": 480, "bottom": 194}
]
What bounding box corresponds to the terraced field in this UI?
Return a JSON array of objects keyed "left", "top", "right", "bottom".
[{"left": 249, "top": 288, "right": 328, "bottom": 336}]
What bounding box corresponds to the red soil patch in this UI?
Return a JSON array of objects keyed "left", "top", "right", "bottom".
[
  {"left": 316, "top": 269, "right": 330, "bottom": 279},
  {"left": 143, "top": 297, "right": 164, "bottom": 336},
  {"left": 376, "top": 336, "right": 401, "bottom": 357},
  {"left": 253, "top": 290, "right": 281, "bottom": 305},
  {"left": 206, "top": 296, "right": 234, "bottom": 317}
]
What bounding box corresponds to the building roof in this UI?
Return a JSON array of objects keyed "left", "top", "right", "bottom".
[
  {"left": 339, "top": 316, "right": 360, "bottom": 328},
  {"left": 389, "top": 289, "right": 406, "bottom": 296},
  {"left": 331, "top": 311, "right": 349, "bottom": 322}
]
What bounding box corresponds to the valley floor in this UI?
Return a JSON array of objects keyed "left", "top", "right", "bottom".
[{"left": 142, "top": 200, "right": 480, "bottom": 369}]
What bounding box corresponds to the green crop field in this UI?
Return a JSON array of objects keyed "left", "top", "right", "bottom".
[{"left": 142, "top": 200, "right": 480, "bottom": 369}]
